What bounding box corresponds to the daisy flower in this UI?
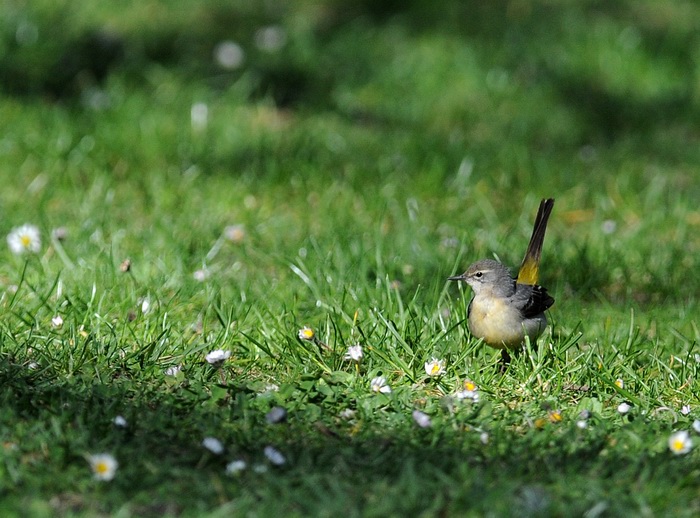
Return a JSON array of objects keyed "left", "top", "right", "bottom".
[
  {"left": 548, "top": 410, "right": 563, "bottom": 423},
  {"left": 617, "top": 402, "right": 631, "bottom": 415},
  {"left": 88, "top": 453, "right": 118, "bottom": 481},
  {"left": 344, "top": 344, "right": 363, "bottom": 362},
  {"left": 455, "top": 380, "right": 479, "bottom": 402},
  {"left": 370, "top": 376, "right": 391, "bottom": 394},
  {"left": 202, "top": 437, "right": 224, "bottom": 455},
  {"left": 265, "top": 406, "right": 287, "bottom": 424},
  {"left": 191, "top": 102, "right": 208, "bottom": 131},
  {"left": 205, "top": 349, "right": 231, "bottom": 365},
  {"left": 165, "top": 365, "right": 182, "bottom": 376},
  {"left": 412, "top": 410, "right": 432, "bottom": 428},
  {"left": 424, "top": 358, "right": 446, "bottom": 377},
  {"left": 7, "top": 224, "right": 41, "bottom": 255},
  {"left": 264, "top": 445, "right": 286, "bottom": 466},
  {"left": 690, "top": 420, "right": 700, "bottom": 434},
  {"left": 226, "top": 459, "right": 247, "bottom": 475},
  {"left": 224, "top": 224, "right": 246, "bottom": 243},
  {"left": 51, "top": 315, "right": 64, "bottom": 328},
  {"left": 298, "top": 327, "right": 315, "bottom": 341},
  {"left": 193, "top": 269, "right": 210, "bottom": 282},
  {"left": 668, "top": 430, "right": 692, "bottom": 455}
]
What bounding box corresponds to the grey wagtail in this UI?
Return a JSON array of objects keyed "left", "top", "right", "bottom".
[{"left": 449, "top": 199, "right": 555, "bottom": 355}]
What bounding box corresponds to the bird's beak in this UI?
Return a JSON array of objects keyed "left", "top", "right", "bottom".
[{"left": 448, "top": 274, "right": 464, "bottom": 282}]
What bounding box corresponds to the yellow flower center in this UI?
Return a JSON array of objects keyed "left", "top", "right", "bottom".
[
  {"left": 671, "top": 439, "right": 684, "bottom": 452},
  {"left": 95, "top": 462, "right": 109, "bottom": 474},
  {"left": 20, "top": 235, "right": 31, "bottom": 247},
  {"left": 549, "top": 411, "right": 563, "bottom": 423},
  {"left": 464, "top": 381, "right": 476, "bottom": 391},
  {"left": 430, "top": 364, "right": 440, "bottom": 375}
]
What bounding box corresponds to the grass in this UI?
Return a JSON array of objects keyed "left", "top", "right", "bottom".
[{"left": 1, "top": 0, "right": 699, "bottom": 516}]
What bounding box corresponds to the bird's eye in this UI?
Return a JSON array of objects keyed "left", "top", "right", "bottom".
[{"left": 474, "top": 272, "right": 483, "bottom": 278}]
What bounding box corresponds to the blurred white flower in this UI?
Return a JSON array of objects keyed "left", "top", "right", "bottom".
[
  {"left": 455, "top": 380, "right": 479, "bottom": 402},
  {"left": 298, "top": 327, "right": 315, "bottom": 341},
  {"left": 602, "top": 220, "right": 617, "bottom": 234},
  {"left": 226, "top": 459, "right": 247, "bottom": 475},
  {"left": 668, "top": 430, "right": 692, "bottom": 455},
  {"left": 202, "top": 437, "right": 224, "bottom": 455},
  {"left": 339, "top": 409, "right": 356, "bottom": 420},
  {"left": 681, "top": 405, "right": 691, "bottom": 416},
  {"left": 191, "top": 102, "right": 209, "bottom": 131},
  {"left": 344, "top": 344, "right": 363, "bottom": 362},
  {"left": 264, "top": 445, "right": 286, "bottom": 466},
  {"left": 214, "top": 41, "right": 245, "bottom": 69},
  {"left": 224, "top": 224, "right": 246, "bottom": 243},
  {"left": 113, "top": 415, "right": 127, "bottom": 428},
  {"left": 193, "top": 269, "right": 210, "bottom": 282},
  {"left": 254, "top": 26, "right": 287, "bottom": 52},
  {"left": 692, "top": 420, "right": 700, "bottom": 434},
  {"left": 205, "top": 349, "right": 231, "bottom": 365},
  {"left": 370, "top": 376, "right": 391, "bottom": 394},
  {"left": 617, "top": 402, "right": 631, "bottom": 415},
  {"left": 7, "top": 224, "right": 41, "bottom": 255},
  {"left": 412, "top": 410, "right": 432, "bottom": 428},
  {"left": 424, "top": 358, "right": 446, "bottom": 377},
  {"left": 88, "top": 453, "right": 118, "bottom": 481},
  {"left": 51, "top": 315, "right": 64, "bottom": 328},
  {"left": 265, "top": 406, "right": 287, "bottom": 425},
  {"left": 261, "top": 383, "right": 279, "bottom": 394},
  {"left": 480, "top": 432, "right": 489, "bottom": 445},
  {"left": 165, "top": 365, "right": 182, "bottom": 376}
]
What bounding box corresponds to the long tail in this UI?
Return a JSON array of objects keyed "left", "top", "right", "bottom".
[{"left": 516, "top": 198, "right": 555, "bottom": 285}]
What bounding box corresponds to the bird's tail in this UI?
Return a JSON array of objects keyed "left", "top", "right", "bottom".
[{"left": 517, "top": 198, "right": 555, "bottom": 285}]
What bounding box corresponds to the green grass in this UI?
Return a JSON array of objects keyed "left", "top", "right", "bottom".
[{"left": 1, "top": 1, "right": 699, "bottom": 516}]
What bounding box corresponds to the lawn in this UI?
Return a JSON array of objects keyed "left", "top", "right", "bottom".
[{"left": 0, "top": 1, "right": 699, "bottom": 516}]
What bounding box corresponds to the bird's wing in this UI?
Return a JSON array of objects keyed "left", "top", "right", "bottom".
[{"left": 513, "top": 283, "right": 555, "bottom": 318}]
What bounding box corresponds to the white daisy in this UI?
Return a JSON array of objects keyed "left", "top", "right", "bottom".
[
  {"left": 51, "top": 315, "right": 64, "bottom": 328},
  {"left": 424, "top": 358, "right": 446, "bottom": 377},
  {"left": 617, "top": 402, "right": 631, "bottom": 414},
  {"left": 165, "top": 365, "right": 182, "bottom": 376},
  {"left": 205, "top": 349, "right": 231, "bottom": 365},
  {"left": 202, "top": 437, "right": 224, "bottom": 455},
  {"left": 412, "top": 410, "right": 432, "bottom": 428},
  {"left": 668, "top": 430, "right": 692, "bottom": 455},
  {"left": 370, "top": 376, "right": 391, "bottom": 394},
  {"left": 692, "top": 420, "right": 700, "bottom": 434},
  {"left": 344, "top": 344, "right": 363, "bottom": 362},
  {"left": 263, "top": 445, "right": 286, "bottom": 466},
  {"left": 298, "top": 327, "right": 315, "bottom": 341},
  {"left": 226, "top": 459, "right": 247, "bottom": 475},
  {"left": 7, "top": 224, "right": 41, "bottom": 255},
  {"left": 88, "top": 453, "right": 118, "bottom": 481}
]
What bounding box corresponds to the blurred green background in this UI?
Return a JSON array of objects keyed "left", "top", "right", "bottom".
[{"left": 1, "top": 0, "right": 698, "bottom": 303}]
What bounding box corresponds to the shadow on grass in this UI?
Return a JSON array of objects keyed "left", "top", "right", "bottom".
[{"left": 1, "top": 356, "right": 698, "bottom": 515}]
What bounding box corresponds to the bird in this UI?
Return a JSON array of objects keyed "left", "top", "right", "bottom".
[{"left": 448, "top": 199, "right": 555, "bottom": 360}]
